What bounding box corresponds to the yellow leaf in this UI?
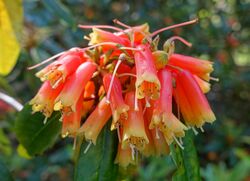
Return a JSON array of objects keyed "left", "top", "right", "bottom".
[
  {"left": 0, "top": 0, "right": 23, "bottom": 75},
  {"left": 17, "top": 144, "right": 32, "bottom": 159}
]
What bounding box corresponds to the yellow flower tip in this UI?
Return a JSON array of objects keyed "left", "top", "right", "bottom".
[
  {"left": 61, "top": 131, "right": 69, "bottom": 138},
  {"left": 53, "top": 99, "right": 75, "bottom": 113},
  {"left": 30, "top": 95, "right": 53, "bottom": 118},
  {"left": 54, "top": 101, "right": 63, "bottom": 111},
  {"left": 149, "top": 113, "right": 161, "bottom": 129},
  {"left": 140, "top": 23, "right": 150, "bottom": 33},
  {"left": 84, "top": 131, "right": 98, "bottom": 145},
  {"left": 122, "top": 135, "right": 149, "bottom": 151},
  {"left": 194, "top": 75, "right": 211, "bottom": 93},
  {"left": 136, "top": 78, "right": 161, "bottom": 100},
  {"left": 111, "top": 105, "right": 130, "bottom": 130},
  {"left": 115, "top": 143, "right": 135, "bottom": 168},
  {"left": 89, "top": 28, "right": 99, "bottom": 45},
  {"left": 78, "top": 97, "right": 112, "bottom": 145},
  {"left": 206, "top": 111, "right": 216, "bottom": 123},
  {"left": 78, "top": 126, "right": 98, "bottom": 145}
]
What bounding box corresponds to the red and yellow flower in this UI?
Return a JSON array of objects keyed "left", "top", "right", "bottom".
[{"left": 28, "top": 19, "right": 216, "bottom": 168}]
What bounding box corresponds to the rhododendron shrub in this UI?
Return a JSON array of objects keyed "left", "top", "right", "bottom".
[{"left": 18, "top": 18, "right": 217, "bottom": 179}]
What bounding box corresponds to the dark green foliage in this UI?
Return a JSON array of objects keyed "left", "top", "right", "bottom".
[
  {"left": 15, "top": 104, "right": 61, "bottom": 156},
  {"left": 172, "top": 131, "right": 200, "bottom": 181},
  {"left": 74, "top": 121, "right": 118, "bottom": 181},
  {"left": 0, "top": 159, "right": 14, "bottom": 181}
]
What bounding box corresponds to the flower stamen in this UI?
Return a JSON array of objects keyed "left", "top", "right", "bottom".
[
  {"left": 151, "top": 18, "right": 198, "bottom": 37},
  {"left": 118, "top": 73, "right": 137, "bottom": 78},
  {"left": 113, "top": 19, "right": 131, "bottom": 29},
  {"left": 155, "top": 128, "right": 160, "bottom": 139},
  {"left": 78, "top": 24, "right": 123, "bottom": 32},
  {"left": 106, "top": 57, "right": 124, "bottom": 103},
  {"left": 27, "top": 51, "right": 65, "bottom": 70},
  {"left": 173, "top": 135, "right": 184, "bottom": 150},
  {"left": 117, "top": 125, "right": 121, "bottom": 142},
  {"left": 210, "top": 77, "right": 219, "bottom": 82},
  {"left": 43, "top": 117, "right": 48, "bottom": 124},
  {"left": 84, "top": 141, "right": 92, "bottom": 154},
  {"left": 130, "top": 144, "right": 136, "bottom": 160},
  {"left": 168, "top": 36, "right": 192, "bottom": 47},
  {"left": 191, "top": 127, "right": 199, "bottom": 135}
]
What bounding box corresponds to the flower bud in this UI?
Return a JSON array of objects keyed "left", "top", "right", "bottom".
[{"left": 152, "top": 50, "right": 169, "bottom": 70}]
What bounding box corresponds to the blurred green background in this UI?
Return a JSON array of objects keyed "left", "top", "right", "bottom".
[{"left": 0, "top": 0, "right": 250, "bottom": 180}]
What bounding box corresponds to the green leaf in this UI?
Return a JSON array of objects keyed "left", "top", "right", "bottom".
[
  {"left": 42, "top": 0, "right": 76, "bottom": 27},
  {"left": 0, "top": 129, "right": 12, "bottom": 156},
  {"left": 0, "top": 159, "right": 14, "bottom": 181},
  {"left": 15, "top": 104, "right": 61, "bottom": 156},
  {"left": 0, "top": 0, "right": 23, "bottom": 75},
  {"left": 74, "top": 121, "right": 118, "bottom": 181},
  {"left": 172, "top": 130, "right": 201, "bottom": 181}
]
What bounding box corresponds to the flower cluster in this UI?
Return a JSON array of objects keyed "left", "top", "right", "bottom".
[{"left": 29, "top": 19, "right": 216, "bottom": 168}]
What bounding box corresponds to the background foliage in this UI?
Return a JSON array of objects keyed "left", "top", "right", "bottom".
[{"left": 0, "top": 0, "right": 249, "bottom": 180}]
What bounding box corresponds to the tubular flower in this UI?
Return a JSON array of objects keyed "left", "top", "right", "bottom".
[
  {"left": 78, "top": 97, "right": 112, "bottom": 145},
  {"left": 103, "top": 74, "right": 129, "bottom": 131},
  {"left": 35, "top": 49, "right": 85, "bottom": 88},
  {"left": 115, "top": 141, "right": 136, "bottom": 168},
  {"left": 89, "top": 28, "right": 129, "bottom": 46},
  {"left": 116, "top": 23, "right": 150, "bottom": 45},
  {"left": 169, "top": 53, "right": 214, "bottom": 81},
  {"left": 134, "top": 44, "right": 161, "bottom": 101},
  {"left": 194, "top": 75, "right": 211, "bottom": 93},
  {"left": 61, "top": 94, "right": 84, "bottom": 138},
  {"left": 174, "top": 70, "right": 216, "bottom": 128},
  {"left": 150, "top": 69, "right": 187, "bottom": 145},
  {"left": 142, "top": 111, "right": 156, "bottom": 157},
  {"left": 30, "top": 81, "right": 63, "bottom": 118},
  {"left": 82, "top": 81, "right": 96, "bottom": 117},
  {"left": 122, "top": 91, "right": 149, "bottom": 152},
  {"left": 145, "top": 106, "right": 169, "bottom": 156},
  {"left": 151, "top": 129, "right": 170, "bottom": 156},
  {"left": 28, "top": 19, "right": 217, "bottom": 167},
  {"left": 54, "top": 62, "right": 96, "bottom": 113}
]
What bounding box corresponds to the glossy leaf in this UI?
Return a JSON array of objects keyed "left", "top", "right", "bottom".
[
  {"left": 74, "top": 121, "right": 118, "bottom": 181},
  {"left": 0, "top": 0, "right": 22, "bottom": 75},
  {"left": 172, "top": 130, "right": 201, "bottom": 181},
  {"left": 0, "top": 159, "right": 14, "bottom": 181},
  {"left": 15, "top": 104, "right": 61, "bottom": 156}
]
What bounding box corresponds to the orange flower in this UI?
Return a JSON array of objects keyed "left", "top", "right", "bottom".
[
  {"left": 115, "top": 141, "right": 135, "bottom": 168},
  {"left": 103, "top": 74, "right": 129, "bottom": 131},
  {"left": 30, "top": 81, "right": 63, "bottom": 118},
  {"left": 141, "top": 110, "right": 155, "bottom": 157},
  {"left": 169, "top": 53, "right": 214, "bottom": 81},
  {"left": 116, "top": 23, "right": 150, "bottom": 45},
  {"left": 150, "top": 69, "right": 187, "bottom": 144},
  {"left": 134, "top": 44, "right": 160, "bottom": 102},
  {"left": 28, "top": 19, "right": 217, "bottom": 165},
  {"left": 61, "top": 94, "right": 83, "bottom": 137},
  {"left": 151, "top": 128, "right": 170, "bottom": 156},
  {"left": 36, "top": 49, "right": 85, "bottom": 88},
  {"left": 145, "top": 105, "right": 169, "bottom": 156},
  {"left": 78, "top": 97, "right": 111, "bottom": 144},
  {"left": 54, "top": 62, "right": 96, "bottom": 113},
  {"left": 122, "top": 91, "right": 149, "bottom": 152},
  {"left": 82, "top": 81, "right": 96, "bottom": 117},
  {"left": 89, "top": 28, "right": 129, "bottom": 47},
  {"left": 174, "top": 70, "right": 216, "bottom": 128},
  {"left": 194, "top": 75, "right": 211, "bottom": 93}
]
